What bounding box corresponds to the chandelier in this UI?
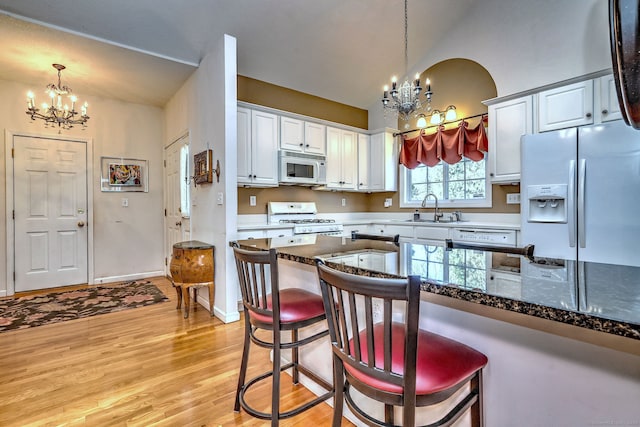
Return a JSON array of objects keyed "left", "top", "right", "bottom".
[
  {"left": 26, "top": 64, "right": 90, "bottom": 131},
  {"left": 381, "top": 0, "right": 432, "bottom": 122}
]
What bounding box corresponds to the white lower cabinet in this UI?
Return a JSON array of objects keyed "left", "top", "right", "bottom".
[
  {"left": 371, "top": 224, "right": 415, "bottom": 240},
  {"left": 487, "top": 270, "right": 522, "bottom": 299},
  {"left": 414, "top": 226, "right": 450, "bottom": 241}
]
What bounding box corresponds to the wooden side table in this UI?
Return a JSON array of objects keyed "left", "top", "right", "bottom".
[{"left": 169, "top": 240, "right": 215, "bottom": 319}]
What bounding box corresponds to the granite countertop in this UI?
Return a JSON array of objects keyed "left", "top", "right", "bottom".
[{"left": 233, "top": 235, "right": 640, "bottom": 341}]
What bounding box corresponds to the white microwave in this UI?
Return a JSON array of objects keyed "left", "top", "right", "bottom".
[{"left": 279, "top": 151, "right": 326, "bottom": 185}]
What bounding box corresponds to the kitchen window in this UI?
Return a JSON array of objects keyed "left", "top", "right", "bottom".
[{"left": 399, "top": 157, "right": 491, "bottom": 208}]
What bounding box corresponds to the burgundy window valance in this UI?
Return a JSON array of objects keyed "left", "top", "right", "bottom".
[{"left": 399, "top": 119, "right": 488, "bottom": 169}]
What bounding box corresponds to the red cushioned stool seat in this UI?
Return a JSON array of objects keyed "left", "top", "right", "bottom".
[
  {"left": 347, "top": 323, "right": 488, "bottom": 395},
  {"left": 249, "top": 288, "right": 326, "bottom": 324}
]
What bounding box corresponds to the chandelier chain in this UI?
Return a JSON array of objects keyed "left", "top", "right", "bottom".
[{"left": 404, "top": 0, "right": 408, "bottom": 76}]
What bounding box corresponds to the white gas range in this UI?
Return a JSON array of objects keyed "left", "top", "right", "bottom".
[{"left": 267, "top": 202, "right": 344, "bottom": 235}]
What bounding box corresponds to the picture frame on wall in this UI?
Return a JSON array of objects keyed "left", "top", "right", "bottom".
[
  {"left": 193, "top": 149, "right": 213, "bottom": 184},
  {"left": 100, "top": 157, "right": 149, "bottom": 192}
]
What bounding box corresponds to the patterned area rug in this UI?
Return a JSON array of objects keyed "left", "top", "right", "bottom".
[{"left": 0, "top": 281, "right": 168, "bottom": 332}]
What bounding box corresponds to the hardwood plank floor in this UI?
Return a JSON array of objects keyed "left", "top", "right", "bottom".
[{"left": 0, "top": 277, "right": 353, "bottom": 426}]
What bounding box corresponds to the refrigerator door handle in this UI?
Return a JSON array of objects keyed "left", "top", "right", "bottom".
[
  {"left": 568, "top": 160, "right": 576, "bottom": 248},
  {"left": 578, "top": 159, "right": 587, "bottom": 248}
]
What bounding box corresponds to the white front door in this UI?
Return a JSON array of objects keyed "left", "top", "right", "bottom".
[
  {"left": 13, "top": 135, "right": 88, "bottom": 291},
  {"left": 164, "top": 134, "right": 190, "bottom": 275}
]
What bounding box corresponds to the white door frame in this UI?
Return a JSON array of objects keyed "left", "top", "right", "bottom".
[
  {"left": 5, "top": 130, "right": 94, "bottom": 296},
  {"left": 163, "top": 130, "right": 190, "bottom": 276}
]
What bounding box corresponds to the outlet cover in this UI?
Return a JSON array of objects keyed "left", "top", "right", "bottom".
[
  {"left": 384, "top": 198, "right": 393, "bottom": 208},
  {"left": 341, "top": 198, "right": 346, "bottom": 207},
  {"left": 249, "top": 195, "right": 257, "bottom": 206},
  {"left": 506, "top": 193, "right": 521, "bottom": 204}
]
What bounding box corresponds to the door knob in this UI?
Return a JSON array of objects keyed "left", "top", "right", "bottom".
[
  {"left": 176, "top": 221, "right": 182, "bottom": 226},
  {"left": 77, "top": 221, "right": 85, "bottom": 227}
]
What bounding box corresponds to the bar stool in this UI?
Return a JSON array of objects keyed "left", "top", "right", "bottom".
[
  {"left": 232, "top": 244, "right": 334, "bottom": 426},
  {"left": 317, "top": 261, "right": 488, "bottom": 427}
]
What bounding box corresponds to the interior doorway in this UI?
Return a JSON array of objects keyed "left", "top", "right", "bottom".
[
  {"left": 164, "top": 132, "right": 191, "bottom": 275},
  {"left": 7, "top": 133, "right": 93, "bottom": 293}
]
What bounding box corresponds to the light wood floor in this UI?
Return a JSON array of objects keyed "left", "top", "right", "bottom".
[{"left": 0, "top": 277, "right": 354, "bottom": 426}]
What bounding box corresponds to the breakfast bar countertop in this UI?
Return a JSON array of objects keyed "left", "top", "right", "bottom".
[{"left": 234, "top": 235, "right": 640, "bottom": 344}]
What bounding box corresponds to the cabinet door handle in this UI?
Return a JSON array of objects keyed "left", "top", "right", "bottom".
[
  {"left": 305, "top": 144, "right": 309, "bottom": 148},
  {"left": 602, "top": 109, "right": 608, "bottom": 115},
  {"left": 490, "top": 172, "right": 495, "bottom": 177},
  {"left": 299, "top": 143, "right": 304, "bottom": 147},
  {"left": 586, "top": 112, "right": 592, "bottom": 118},
  {"left": 176, "top": 221, "right": 182, "bottom": 227},
  {"left": 77, "top": 221, "right": 85, "bottom": 228}
]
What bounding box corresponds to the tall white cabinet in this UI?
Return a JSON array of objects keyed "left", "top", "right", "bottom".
[
  {"left": 326, "top": 126, "right": 357, "bottom": 190},
  {"left": 358, "top": 130, "right": 398, "bottom": 192},
  {"left": 237, "top": 107, "right": 279, "bottom": 187}
]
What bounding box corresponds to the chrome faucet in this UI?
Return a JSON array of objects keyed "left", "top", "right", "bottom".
[{"left": 421, "top": 193, "right": 443, "bottom": 222}]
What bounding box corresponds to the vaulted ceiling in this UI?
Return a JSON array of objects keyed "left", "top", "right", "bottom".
[{"left": 0, "top": 0, "right": 475, "bottom": 108}]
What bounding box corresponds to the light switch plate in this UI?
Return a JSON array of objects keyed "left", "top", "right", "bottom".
[
  {"left": 217, "top": 192, "right": 224, "bottom": 205},
  {"left": 121, "top": 198, "right": 128, "bottom": 207},
  {"left": 250, "top": 195, "right": 256, "bottom": 206},
  {"left": 341, "top": 198, "right": 346, "bottom": 207}
]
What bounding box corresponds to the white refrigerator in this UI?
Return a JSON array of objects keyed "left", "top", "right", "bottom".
[{"left": 521, "top": 120, "right": 640, "bottom": 268}]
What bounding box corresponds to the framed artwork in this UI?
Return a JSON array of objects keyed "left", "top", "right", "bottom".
[
  {"left": 101, "top": 157, "right": 149, "bottom": 192},
  {"left": 193, "top": 149, "right": 213, "bottom": 184}
]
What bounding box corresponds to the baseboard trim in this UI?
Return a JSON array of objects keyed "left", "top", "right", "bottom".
[{"left": 93, "top": 271, "right": 165, "bottom": 285}]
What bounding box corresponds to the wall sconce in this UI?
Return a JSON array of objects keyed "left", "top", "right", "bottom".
[
  {"left": 445, "top": 105, "right": 457, "bottom": 121},
  {"left": 416, "top": 104, "right": 458, "bottom": 127},
  {"left": 430, "top": 110, "right": 443, "bottom": 125},
  {"left": 416, "top": 114, "right": 428, "bottom": 128}
]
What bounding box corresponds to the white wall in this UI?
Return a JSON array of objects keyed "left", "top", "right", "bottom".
[
  {"left": 0, "top": 78, "right": 165, "bottom": 294},
  {"left": 369, "top": 0, "right": 611, "bottom": 129},
  {"left": 164, "top": 34, "right": 239, "bottom": 323}
]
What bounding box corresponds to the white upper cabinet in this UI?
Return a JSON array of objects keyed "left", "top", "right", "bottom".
[
  {"left": 280, "top": 116, "right": 305, "bottom": 152},
  {"left": 596, "top": 74, "right": 623, "bottom": 123},
  {"left": 358, "top": 130, "right": 398, "bottom": 192},
  {"left": 487, "top": 95, "right": 533, "bottom": 183},
  {"left": 237, "top": 107, "right": 279, "bottom": 187},
  {"left": 279, "top": 116, "right": 326, "bottom": 155},
  {"left": 326, "top": 126, "right": 357, "bottom": 190},
  {"left": 537, "top": 80, "right": 594, "bottom": 132},
  {"left": 304, "top": 122, "right": 326, "bottom": 155}
]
